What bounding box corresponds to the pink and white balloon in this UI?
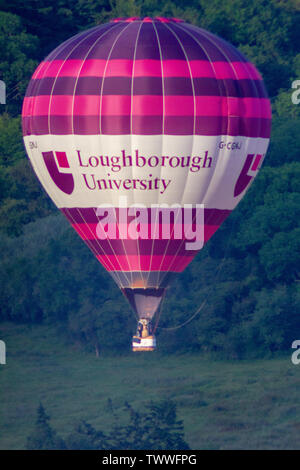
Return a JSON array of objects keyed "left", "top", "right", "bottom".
[{"left": 22, "top": 17, "right": 271, "bottom": 319}]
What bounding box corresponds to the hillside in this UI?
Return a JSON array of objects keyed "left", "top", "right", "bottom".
[{"left": 0, "top": 323, "right": 299, "bottom": 450}]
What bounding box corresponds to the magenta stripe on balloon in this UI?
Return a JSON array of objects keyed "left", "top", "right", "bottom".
[
  {"left": 22, "top": 114, "right": 271, "bottom": 137},
  {"left": 26, "top": 77, "right": 267, "bottom": 98},
  {"left": 71, "top": 222, "right": 220, "bottom": 242},
  {"left": 22, "top": 95, "right": 271, "bottom": 118},
  {"left": 61, "top": 207, "right": 231, "bottom": 224},
  {"left": 96, "top": 254, "right": 195, "bottom": 272},
  {"left": 81, "top": 239, "right": 201, "bottom": 256},
  {"left": 25, "top": 76, "right": 268, "bottom": 98},
  {"left": 32, "top": 59, "right": 263, "bottom": 80}
]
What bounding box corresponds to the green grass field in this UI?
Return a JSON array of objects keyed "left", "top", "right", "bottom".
[{"left": 0, "top": 323, "right": 299, "bottom": 450}]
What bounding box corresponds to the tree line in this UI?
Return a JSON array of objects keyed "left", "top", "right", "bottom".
[{"left": 26, "top": 400, "right": 190, "bottom": 450}]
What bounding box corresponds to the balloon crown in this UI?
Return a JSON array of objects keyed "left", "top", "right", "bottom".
[{"left": 111, "top": 17, "right": 185, "bottom": 23}]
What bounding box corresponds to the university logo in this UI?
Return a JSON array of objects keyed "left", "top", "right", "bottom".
[
  {"left": 234, "top": 153, "right": 263, "bottom": 197},
  {"left": 42, "top": 151, "right": 74, "bottom": 194}
]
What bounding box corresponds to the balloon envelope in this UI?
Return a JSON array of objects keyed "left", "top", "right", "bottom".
[{"left": 22, "top": 17, "right": 271, "bottom": 319}]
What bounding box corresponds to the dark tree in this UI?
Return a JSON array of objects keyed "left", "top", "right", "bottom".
[
  {"left": 65, "top": 420, "right": 109, "bottom": 450},
  {"left": 108, "top": 400, "right": 190, "bottom": 450},
  {"left": 26, "top": 403, "right": 66, "bottom": 450}
]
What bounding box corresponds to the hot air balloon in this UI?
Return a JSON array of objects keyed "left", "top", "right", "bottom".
[{"left": 22, "top": 17, "right": 271, "bottom": 352}]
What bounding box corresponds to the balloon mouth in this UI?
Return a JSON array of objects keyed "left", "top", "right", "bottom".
[
  {"left": 130, "top": 279, "right": 148, "bottom": 289},
  {"left": 122, "top": 287, "right": 165, "bottom": 320}
]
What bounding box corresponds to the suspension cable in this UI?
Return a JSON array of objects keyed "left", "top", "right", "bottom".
[{"left": 155, "top": 216, "right": 237, "bottom": 331}]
